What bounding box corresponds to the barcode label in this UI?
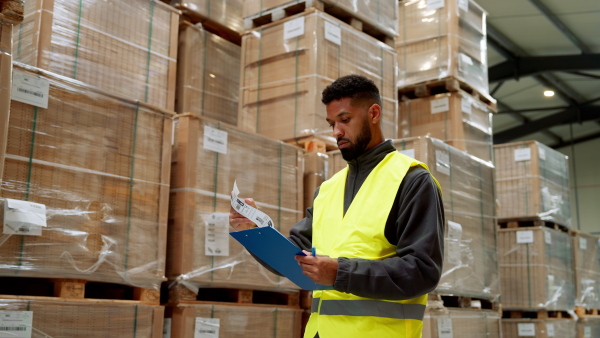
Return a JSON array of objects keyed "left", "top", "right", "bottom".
[
  {"left": 17, "top": 88, "right": 44, "bottom": 98},
  {"left": 0, "top": 310, "right": 33, "bottom": 338},
  {"left": 11, "top": 70, "right": 50, "bottom": 109},
  {"left": 0, "top": 326, "right": 27, "bottom": 331}
]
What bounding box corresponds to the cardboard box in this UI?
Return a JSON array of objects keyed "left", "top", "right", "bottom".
[
  {"left": 423, "top": 308, "right": 501, "bottom": 338},
  {"left": 0, "top": 0, "right": 24, "bottom": 22},
  {"left": 176, "top": 22, "right": 240, "bottom": 126},
  {"left": 243, "top": 0, "right": 398, "bottom": 38},
  {"left": 0, "top": 21, "right": 12, "bottom": 182},
  {"left": 498, "top": 227, "right": 575, "bottom": 310},
  {"left": 0, "top": 297, "right": 164, "bottom": 337},
  {"left": 577, "top": 317, "right": 600, "bottom": 338},
  {"left": 239, "top": 9, "right": 398, "bottom": 143},
  {"left": 13, "top": 0, "right": 179, "bottom": 110},
  {"left": 328, "top": 137, "right": 499, "bottom": 300},
  {"left": 502, "top": 318, "right": 576, "bottom": 338},
  {"left": 168, "top": 114, "right": 304, "bottom": 291},
  {"left": 396, "top": 0, "right": 489, "bottom": 97},
  {"left": 572, "top": 232, "right": 600, "bottom": 309},
  {"left": 399, "top": 90, "right": 493, "bottom": 162},
  {"left": 302, "top": 152, "right": 328, "bottom": 211},
  {"left": 0, "top": 63, "right": 174, "bottom": 289},
  {"left": 494, "top": 141, "right": 571, "bottom": 227},
  {"left": 166, "top": 303, "right": 303, "bottom": 338},
  {"left": 170, "top": 0, "right": 244, "bottom": 34}
]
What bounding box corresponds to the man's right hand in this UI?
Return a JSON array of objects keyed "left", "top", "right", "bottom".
[{"left": 229, "top": 195, "right": 259, "bottom": 231}]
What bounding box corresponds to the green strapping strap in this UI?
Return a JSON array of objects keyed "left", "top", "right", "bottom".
[
  {"left": 436, "top": 6, "right": 443, "bottom": 77},
  {"left": 401, "top": 140, "right": 405, "bottom": 150},
  {"left": 72, "top": 0, "right": 84, "bottom": 79},
  {"left": 201, "top": 30, "right": 208, "bottom": 116},
  {"left": 448, "top": 145, "right": 454, "bottom": 219},
  {"left": 273, "top": 308, "right": 278, "bottom": 338},
  {"left": 124, "top": 102, "right": 141, "bottom": 278},
  {"left": 210, "top": 122, "right": 221, "bottom": 281},
  {"left": 478, "top": 162, "right": 487, "bottom": 287},
  {"left": 526, "top": 243, "right": 532, "bottom": 308},
  {"left": 133, "top": 304, "right": 139, "bottom": 338},
  {"left": 211, "top": 304, "right": 215, "bottom": 318},
  {"left": 293, "top": 36, "right": 300, "bottom": 140},
  {"left": 255, "top": 28, "right": 263, "bottom": 132},
  {"left": 144, "top": 1, "right": 156, "bottom": 103}
]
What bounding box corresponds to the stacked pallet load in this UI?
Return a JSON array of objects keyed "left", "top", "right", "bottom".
[
  {"left": 0, "top": 19, "right": 13, "bottom": 180},
  {"left": 572, "top": 232, "right": 600, "bottom": 337},
  {"left": 577, "top": 317, "right": 600, "bottom": 338},
  {"left": 424, "top": 295, "right": 501, "bottom": 338},
  {"left": 502, "top": 318, "right": 576, "bottom": 338}
]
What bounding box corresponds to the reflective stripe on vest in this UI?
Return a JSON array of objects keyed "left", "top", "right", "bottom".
[{"left": 311, "top": 298, "right": 426, "bottom": 320}]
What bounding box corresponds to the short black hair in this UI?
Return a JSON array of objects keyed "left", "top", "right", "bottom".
[{"left": 321, "top": 74, "right": 381, "bottom": 107}]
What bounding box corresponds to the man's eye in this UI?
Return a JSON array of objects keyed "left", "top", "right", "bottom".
[{"left": 341, "top": 118, "right": 349, "bottom": 123}]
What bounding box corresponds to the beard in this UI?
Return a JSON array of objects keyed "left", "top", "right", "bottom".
[{"left": 338, "top": 119, "right": 372, "bottom": 161}]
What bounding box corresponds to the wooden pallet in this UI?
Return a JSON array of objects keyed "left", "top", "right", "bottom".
[
  {"left": 244, "top": 2, "right": 394, "bottom": 46},
  {"left": 429, "top": 293, "right": 501, "bottom": 312},
  {"left": 575, "top": 306, "right": 600, "bottom": 318},
  {"left": 0, "top": 0, "right": 24, "bottom": 23},
  {"left": 285, "top": 134, "right": 337, "bottom": 153},
  {"left": 0, "top": 277, "right": 160, "bottom": 305},
  {"left": 173, "top": 3, "right": 242, "bottom": 45},
  {"left": 503, "top": 310, "right": 573, "bottom": 319},
  {"left": 498, "top": 217, "right": 571, "bottom": 234},
  {"left": 398, "top": 77, "right": 497, "bottom": 112}
]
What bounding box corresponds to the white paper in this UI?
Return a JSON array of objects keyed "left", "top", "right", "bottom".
[
  {"left": 517, "top": 230, "right": 534, "bottom": 244},
  {"left": 545, "top": 231, "right": 552, "bottom": 245},
  {"left": 447, "top": 221, "right": 463, "bottom": 265},
  {"left": 0, "top": 311, "right": 33, "bottom": 338},
  {"left": 580, "top": 237, "right": 588, "bottom": 250},
  {"left": 584, "top": 326, "right": 591, "bottom": 338},
  {"left": 461, "top": 97, "right": 472, "bottom": 115},
  {"left": 538, "top": 147, "right": 546, "bottom": 161},
  {"left": 231, "top": 181, "right": 274, "bottom": 228},
  {"left": 437, "top": 318, "right": 453, "bottom": 338},
  {"left": 514, "top": 148, "right": 532, "bottom": 162},
  {"left": 163, "top": 318, "right": 172, "bottom": 338},
  {"left": 11, "top": 71, "right": 50, "bottom": 109},
  {"left": 203, "top": 126, "right": 228, "bottom": 155},
  {"left": 430, "top": 97, "right": 450, "bottom": 114},
  {"left": 205, "top": 213, "right": 230, "bottom": 256},
  {"left": 517, "top": 323, "right": 535, "bottom": 336},
  {"left": 284, "top": 17, "right": 304, "bottom": 40},
  {"left": 426, "top": 0, "right": 445, "bottom": 10},
  {"left": 458, "top": 0, "right": 469, "bottom": 12},
  {"left": 435, "top": 150, "right": 450, "bottom": 176},
  {"left": 194, "top": 318, "right": 220, "bottom": 338},
  {"left": 324, "top": 21, "right": 341, "bottom": 45},
  {"left": 3, "top": 199, "right": 46, "bottom": 236},
  {"left": 398, "top": 149, "right": 415, "bottom": 158},
  {"left": 546, "top": 323, "right": 555, "bottom": 337}
]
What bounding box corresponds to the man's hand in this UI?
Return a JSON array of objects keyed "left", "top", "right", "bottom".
[
  {"left": 295, "top": 250, "right": 338, "bottom": 286},
  {"left": 229, "top": 195, "right": 258, "bottom": 231}
]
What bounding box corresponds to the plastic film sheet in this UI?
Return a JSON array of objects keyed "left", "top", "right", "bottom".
[
  {"left": 13, "top": 0, "right": 179, "bottom": 110},
  {"left": 239, "top": 10, "right": 398, "bottom": 142},
  {"left": 494, "top": 140, "right": 571, "bottom": 227},
  {"left": 578, "top": 317, "right": 600, "bottom": 338},
  {"left": 176, "top": 22, "right": 240, "bottom": 126},
  {"left": 498, "top": 227, "right": 575, "bottom": 310},
  {"left": 502, "top": 318, "right": 576, "bottom": 338},
  {"left": 168, "top": 114, "right": 304, "bottom": 292},
  {"left": 573, "top": 232, "right": 600, "bottom": 309},
  {"left": 423, "top": 308, "right": 501, "bottom": 338},
  {"left": 0, "top": 63, "right": 174, "bottom": 290},
  {"left": 0, "top": 21, "right": 13, "bottom": 182},
  {"left": 170, "top": 0, "right": 244, "bottom": 34}
]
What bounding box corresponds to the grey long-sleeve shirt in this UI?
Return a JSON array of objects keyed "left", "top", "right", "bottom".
[{"left": 289, "top": 140, "right": 445, "bottom": 300}]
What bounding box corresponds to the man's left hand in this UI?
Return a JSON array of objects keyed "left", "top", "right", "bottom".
[{"left": 295, "top": 250, "right": 338, "bottom": 286}]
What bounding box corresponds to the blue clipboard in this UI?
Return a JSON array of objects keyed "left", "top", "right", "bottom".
[{"left": 230, "top": 226, "right": 333, "bottom": 291}]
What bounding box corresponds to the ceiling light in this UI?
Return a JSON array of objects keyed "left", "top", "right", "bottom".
[{"left": 544, "top": 90, "right": 554, "bottom": 97}]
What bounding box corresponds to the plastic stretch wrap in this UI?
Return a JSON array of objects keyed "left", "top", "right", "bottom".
[
  {"left": 498, "top": 227, "right": 575, "bottom": 310},
  {"left": 502, "top": 318, "right": 576, "bottom": 338},
  {"left": 0, "top": 63, "right": 174, "bottom": 290},
  {"left": 573, "top": 232, "right": 600, "bottom": 309},
  {"left": 303, "top": 152, "right": 328, "bottom": 210},
  {"left": 328, "top": 136, "right": 499, "bottom": 300},
  {"left": 423, "top": 308, "right": 501, "bottom": 338},
  {"left": 577, "top": 318, "right": 600, "bottom": 338},
  {"left": 397, "top": 0, "right": 489, "bottom": 97},
  {"left": 176, "top": 22, "right": 240, "bottom": 126},
  {"left": 0, "top": 0, "right": 24, "bottom": 22},
  {"left": 170, "top": 0, "right": 244, "bottom": 34},
  {"left": 243, "top": 0, "right": 398, "bottom": 38},
  {"left": 13, "top": 0, "right": 179, "bottom": 110},
  {"left": 168, "top": 114, "right": 304, "bottom": 292},
  {"left": 167, "top": 303, "right": 302, "bottom": 338},
  {"left": 399, "top": 89, "right": 493, "bottom": 163},
  {"left": 0, "top": 297, "right": 164, "bottom": 337},
  {"left": 0, "top": 21, "right": 12, "bottom": 181},
  {"left": 239, "top": 9, "right": 398, "bottom": 142},
  {"left": 494, "top": 140, "right": 571, "bottom": 227}
]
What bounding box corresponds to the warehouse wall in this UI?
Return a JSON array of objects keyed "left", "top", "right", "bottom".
[{"left": 558, "top": 138, "right": 600, "bottom": 234}]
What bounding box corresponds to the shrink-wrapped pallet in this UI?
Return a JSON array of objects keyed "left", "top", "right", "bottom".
[
  {"left": 498, "top": 227, "right": 575, "bottom": 310},
  {"left": 577, "top": 318, "right": 600, "bottom": 338},
  {"left": 166, "top": 303, "right": 303, "bottom": 338},
  {"left": 399, "top": 89, "right": 493, "bottom": 162},
  {"left": 502, "top": 318, "right": 576, "bottom": 338},
  {"left": 169, "top": 0, "right": 244, "bottom": 37},
  {"left": 0, "top": 21, "right": 12, "bottom": 181},
  {"left": 494, "top": 141, "right": 571, "bottom": 227},
  {"left": 13, "top": 0, "right": 179, "bottom": 110},
  {"left": 328, "top": 136, "right": 499, "bottom": 300},
  {"left": 0, "top": 0, "right": 23, "bottom": 22},
  {"left": 168, "top": 114, "right": 304, "bottom": 291},
  {"left": 303, "top": 152, "right": 328, "bottom": 210},
  {"left": 423, "top": 308, "right": 501, "bottom": 338},
  {"left": 573, "top": 232, "right": 600, "bottom": 309},
  {"left": 0, "top": 297, "right": 164, "bottom": 337},
  {"left": 397, "top": 0, "right": 489, "bottom": 97},
  {"left": 243, "top": 0, "right": 398, "bottom": 38},
  {"left": 239, "top": 9, "right": 397, "bottom": 144},
  {"left": 0, "top": 63, "right": 173, "bottom": 290},
  {"left": 176, "top": 22, "right": 240, "bottom": 126}
]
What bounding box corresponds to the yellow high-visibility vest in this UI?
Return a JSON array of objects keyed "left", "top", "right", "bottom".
[{"left": 304, "top": 151, "right": 441, "bottom": 338}]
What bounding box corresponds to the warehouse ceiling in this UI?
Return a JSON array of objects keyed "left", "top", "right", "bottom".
[{"left": 474, "top": 0, "right": 600, "bottom": 149}]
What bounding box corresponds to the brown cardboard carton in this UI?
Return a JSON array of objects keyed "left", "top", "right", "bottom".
[
  {"left": 170, "top": 0, "right": 244, "bottom": 34},
  {"left": 0, "top": 21, "right": 12, "bottom": 181},
  {"left": 423, "top": 308, "right": 501, "bottom": 338},
  {"left": 0, "top": 63, "right": 174, "bottom": 290},
  {"left": 302, "top": 152, "right": 328, "bottom": 211},
  {"left": 13, "top": 0, "right": 179, "bottom": 110},
  {"left": 577, "top": 317, "right": 600, "bottom": 338},
  {"left": 502, "top": 318, "right": 576, "bottom": 338},
  {"left": 572, "top": 232, "right": 600, "bottom": 309}
]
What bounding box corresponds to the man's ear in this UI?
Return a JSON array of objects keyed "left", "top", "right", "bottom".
[{"left": 368, "top": 104, "right": 382, "bottom": 124}]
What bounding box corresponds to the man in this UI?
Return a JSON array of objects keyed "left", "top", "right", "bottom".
[{"left": 230, "top": 74, "right": 444, "bottom": 337}]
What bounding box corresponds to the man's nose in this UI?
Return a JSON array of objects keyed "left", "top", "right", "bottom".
[{"left": 333, "top": 123, "right": 344, "bottom": 139}]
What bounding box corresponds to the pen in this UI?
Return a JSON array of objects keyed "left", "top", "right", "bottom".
[{"left": 311, "top": 247, "right": 316, "bottom": 257}]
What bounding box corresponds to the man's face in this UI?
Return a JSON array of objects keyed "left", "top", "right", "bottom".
[{"left": 325, "top": 98, "right": 372, "bottom": 161}]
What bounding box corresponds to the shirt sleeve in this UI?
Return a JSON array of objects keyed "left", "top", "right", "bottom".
[{"left": 334, "top": 168, "right": 445, "bottom": 300}]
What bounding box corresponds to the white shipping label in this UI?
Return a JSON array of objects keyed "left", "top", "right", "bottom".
[
  {"left": 517, "top": 230, "right": 534, "bottom": 244},
  {"left": 203, "top": 126, "right": 228, "bottom": 155},
  {"left": 324, "top": 21, "right": 341, "bottom": 45},
  {"left": 284, "top": 17, "right": 304, "bottom": 40},
  {"left": 539, "top": 147, "right": 546, "bottom": 161},
  {"left": 435, "top": 150, "right": 450, "bottom": 176},
  {"left": 3, "top": 199, "right": 46, "bottom": 236},
  {"left": 546, "top": 323, "right": 555, "bottom": 337},
  {"left": 430, "top": 97, "right": 450, "bottom": 114},
  {"left": 0, "top": 311, "right": 33, "bottom": 338},
  {"left": 11, "top": 70, "right": 50, "bottom": 109},
  {"left": 447, "top": 221, "right": 463, "bottom": 265},
  {"left": 580, "top": 237, "right": 588, "bottom": 250},
  {"left": 205, "top": 213, "right": 230, "bottom": 256},
  {"left": 545, "top": 231, "right": 552, "bottom": 245},
  {"left": 398, "top": 149, "right": 415, "bottom": 158},
  {"left": 461, "top": 97, "right": 472, "bottom": 114},
  {"left": 458, "top": 0, "right": 469, "bottom": 12},
  {"left": 194, "top": 318, "right": 220, "bottom": 338},
  {"left": 517, "top": 323, "right": 536, "bottom": 336},
  {"left": 426, "top": 0, "right": 445, "bottom": 10},
  {"left": 163, "top": 318, "right": 172, "bottom": 338},
  {"left": 514, "top": 148, "right": 532, "bottom": 162},
  {"left": 437, "top": 318, "right": 453, "bottom": 338},
  {"left": 584, "top": 326, "right": 592, "bottom": 338},
  {"left": 231, "top": 181, "right": 274, "bottom": 228}
]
